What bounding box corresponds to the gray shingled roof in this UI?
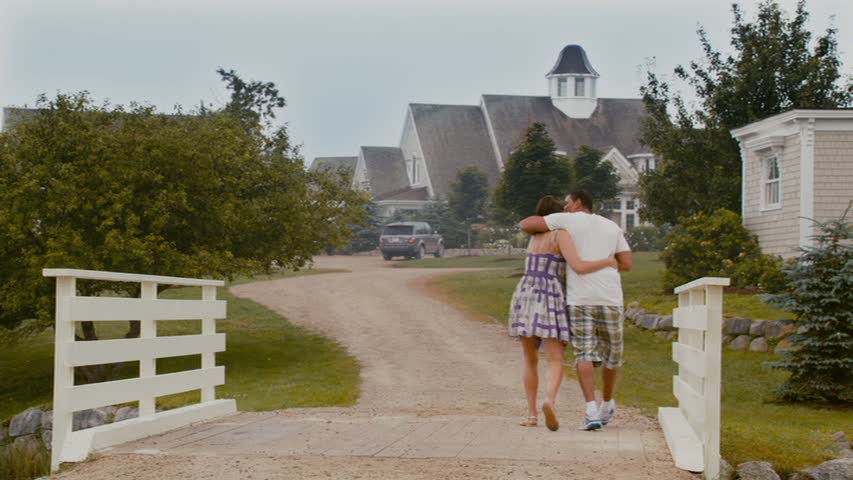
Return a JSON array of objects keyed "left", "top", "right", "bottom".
[
  {"left": 373, "top": 186, "right": 430, "bottom": 201},
  {"left": 408, "top": 104, "right": 500, "bottom": 199},
  {"left": 308, "top": 156, "right": 358, "bottom": 173},
  {"left": 546, "top": 45, "right": 599, "bottom": 76},
  {"left": 360, "top": 146, "right": 410, "bottom": 198},
  {"left": 480, "top": 95, "right": 648, "bottom": 164}
]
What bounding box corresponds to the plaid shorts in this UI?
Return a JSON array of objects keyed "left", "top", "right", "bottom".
[{"left": 568, "top": 305, "right": 624, "bottom": 369}]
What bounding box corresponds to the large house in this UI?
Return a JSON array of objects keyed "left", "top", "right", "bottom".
[
  {"left": 310, "top": 45, "right": 656, "bottom": 230},
  {"left": 731, "top": 109, "right": 853, "bottom": 258}
]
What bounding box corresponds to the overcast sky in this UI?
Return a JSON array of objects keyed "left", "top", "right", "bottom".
[{"left": 1, "top": 0, "right": 851, "bottom": 165}]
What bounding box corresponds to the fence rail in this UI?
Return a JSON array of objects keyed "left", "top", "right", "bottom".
[
  {"left": 659, "top": 276, "right": 729, "bottom": 480},
  {"left": 43, "top": 268, "right": 237, "bottom": 472}
]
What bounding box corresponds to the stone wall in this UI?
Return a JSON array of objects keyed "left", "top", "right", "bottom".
[
  {"left": 624, "top": 305, "right": 799, "bottom": 354},
  {"left": 1, "top": 406, "right": 139, "bottom": 455}
]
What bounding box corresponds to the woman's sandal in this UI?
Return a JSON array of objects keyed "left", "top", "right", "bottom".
[
  {"left": 542, "top": 401, "right": 559, "bottom": 431},
  {"left": 519, "top": 416, "right": 538, "bottom": 427}
]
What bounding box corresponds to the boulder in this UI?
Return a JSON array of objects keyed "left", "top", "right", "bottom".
[
  {"left": 719, "top": 459, "right": 734, "bottom": 480},
  {"left": 749, "top": 337, "right": 770, "bottom": 352},
  {"left": 736, "top": 461, "right": 781, "bottom": 480},
  {"left": 764, "top": 319, "right": 796, "bottom": 340},
  {"left": 41, "top": 429, "right": 52, "bottom": 449},
  {"left": 73, "top": 409, "right": 107, "bottom": 431},
  {"left": 115, "top": 406, "right": 139, "bottom": 422},
  {"left": 637, "top": 314, "right": 661, "bottom": 330},
  {"left": 749, "top": 320, "right": 767, "bottom": 337},
  {"left": 724, "top": 317, "right": 753, "bottom": 336},
  {"left": 41, "top": 410, "right": 52, "bottom": 431},
  {"left": 656, "top": 315, "right": 675, "bottom": 331},
  {"left": 722, "top": 335, "right": 733, "bottom": 347},
  {"left": 664, "top": 331, "right": 676, "bottom": 341},
  {"left": 793, "top": 458, "right": 853, "bottom": 480},
  {"left": 728, "top": 334, "right": 751, "bottom": 351},
  {"left": 9, "top": 408, "right": 43, "bottom": 437},
  {"left": 625, "top": 307, "right": 646, "bottom": 322},
  {"left": 775, "top": 339, "right": 799, "bottom": 355}
]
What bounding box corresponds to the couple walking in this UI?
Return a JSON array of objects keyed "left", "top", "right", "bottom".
[{"left": 510, "top": 191, "right": 632, "bottom": 431}]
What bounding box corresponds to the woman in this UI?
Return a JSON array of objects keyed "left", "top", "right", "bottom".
[{"left": 508, "top": 195, "right": 617, "bottom": 431}]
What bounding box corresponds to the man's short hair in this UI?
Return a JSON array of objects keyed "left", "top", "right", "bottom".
[{"left": 568, "top": 190, "right": 593, "bottom": 210}]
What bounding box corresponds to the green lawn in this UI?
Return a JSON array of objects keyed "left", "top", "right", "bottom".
[
  {"left": 424, "top": 255, "right": 848, "bottom": 475},
  {"left": 411, "top": 252, "right": 791, "bottom": 319},
  {"left": 0, "top": 268, "right": 360, "bottom": 421}
]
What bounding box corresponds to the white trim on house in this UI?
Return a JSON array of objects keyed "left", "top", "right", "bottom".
[
  {"left": 478, "top": 96, "right": 505, "bottom": 171},
  {"left": 730, "top": 109, "right": 853, "bottom": 137},
  {"left": 798, "top": 118, "right": 816, "bottom": 248},
  {"left": 405, "top": 105, "right": 436, "bottom": 198}
]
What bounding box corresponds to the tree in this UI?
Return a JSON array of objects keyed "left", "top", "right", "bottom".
[
  {"left": 349, "top": 202, "right": 383, "bottom": 253},
  {"left": 493, "top": 123, "right": 573, "bottom": 221},
  {"left": 766, "top": 206, "right": 852, "bottom": 403},
  {"left": 0, "top": 71, "right": 367, "bottom": 342},
  {"left": 568, "top": 146, "right": 620, "bottom": 211},
  {"left": 448, "top": 167, "right": 490, "bottom": 249},
  {"left": 639, "top": 0, "right": 852, "bottom": 225}
]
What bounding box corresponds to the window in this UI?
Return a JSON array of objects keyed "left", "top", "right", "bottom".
[
  {"left": 763, "top": 156, "right": 781, "bottom": 209},
  {"left": 625, "top": 199, "right": 635, "bottom": 210},
  {"left": 383, "top": 225, "right": 413, "bottom": 235},
  {"left": 575, "top": 77, "right": 585, "bottom": 97},
  {"left": 604, "top": 200, "right": 621, "bottom": 211},
  {"left": 558, "top": 78, "right": 568, "bottom": 96},
  {"left": 411, "top": 156, "right": 419, "bottom": 184},
  {"left": 626, "top": 214, "right": 635, "bottom": 230}
]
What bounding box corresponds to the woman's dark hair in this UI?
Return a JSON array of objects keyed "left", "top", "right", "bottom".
[{"left": 535, "top": 195, "right": 564, "bottom": 216}]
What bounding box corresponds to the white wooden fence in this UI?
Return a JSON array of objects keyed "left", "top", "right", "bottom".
[
  {"left": 43, "top": 268, "right": 237, "bottom": 472},
  {"left": 659, "top": 276, "right": 729, "bottom": 480}
]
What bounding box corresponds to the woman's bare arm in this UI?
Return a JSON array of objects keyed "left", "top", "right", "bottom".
[{"left": 555, "top": 230, "right": 618, "bottom": 274}]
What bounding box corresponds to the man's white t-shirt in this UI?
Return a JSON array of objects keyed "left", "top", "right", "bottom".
[{"left": 544, "top": 212, "right": 631, "bottom": 307}]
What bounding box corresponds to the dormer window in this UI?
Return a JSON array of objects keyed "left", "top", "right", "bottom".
[{"left": 575, "top": 78, "right": 585, "bottom": 97}]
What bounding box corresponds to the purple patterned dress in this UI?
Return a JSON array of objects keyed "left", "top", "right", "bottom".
[{"left": 508, "top": 253, "right": 571, "bottom": 344}]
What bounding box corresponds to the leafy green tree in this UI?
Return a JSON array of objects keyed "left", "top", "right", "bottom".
[
  {"left": 568, "top": 146, "right": 620, "bottom": 211},
  {"left": 493, "top": 123, "right": 573, "bottom": 221},
  {"left": 449, "top": 167, "right": 490, "bottom": 249},
  {"left": 419, "top": 200, "right": 465, "bottom": 249},
  {"left": 0, "top": 71, "right": 367, "bottom": 341},
  {"left": 766, "top": 207, "right": 852, "bottom": 402},
  {"left": 639, "top": 0, "right": 852, "bottom": 225}
]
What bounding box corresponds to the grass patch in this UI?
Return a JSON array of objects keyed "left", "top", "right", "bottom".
[
  {"left": 0, "top": 442, "right": 50, "bottom": 480},
  {"left": 0, "top": 268, "right": 359, "bottom": 421},
  {"left": 426, "top": 263, "right": 848, "bottom": 474},
  {"left": 411, "top": 252, "right": 791, "bottom": 319},
  {"left": 395, "top": 255, "right": 525, "bottom": 269}
]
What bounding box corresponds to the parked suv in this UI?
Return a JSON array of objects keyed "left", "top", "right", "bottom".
[{"left": 379, "top": 222, "right": 444, "bottom": 260}]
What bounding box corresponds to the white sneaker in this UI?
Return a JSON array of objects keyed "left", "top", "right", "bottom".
[
  {"left": 579, "top": 414, "right": 603, "bottom": 431},
  {"left": 599, "top": 402, "right": 616, "bottom": 426}
]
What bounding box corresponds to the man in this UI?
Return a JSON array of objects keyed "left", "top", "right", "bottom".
[{"left": 520, "top": 190, "right": 632, "bottom": 431}]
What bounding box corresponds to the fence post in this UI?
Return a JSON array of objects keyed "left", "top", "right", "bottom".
[
  {"left": 139, "top": 281, "right": 157, "bottom": 417},
  {"left": 659, "top": 276, "right": 728, "bottom": 480},
  {"left": 50, "top": 276, "right": 76, "bottom": 472},
  {"left": 201, "top": 285, "right": 217, "bottom": 403},
  {"left": 704, "top": 284, "right": 724, "bottom": 480}
]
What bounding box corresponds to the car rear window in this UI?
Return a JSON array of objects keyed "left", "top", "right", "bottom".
[{"left": 383, "top": 225, "right": 414, "bottom": 235}]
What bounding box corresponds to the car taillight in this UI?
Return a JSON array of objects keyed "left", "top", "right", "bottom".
[{"left": 407, "top": 237, "right": 417, "bottom": 244}]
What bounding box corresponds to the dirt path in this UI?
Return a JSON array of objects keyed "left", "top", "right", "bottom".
[{"left": 55, "top": 256, "right": 690, "bottom": 480}]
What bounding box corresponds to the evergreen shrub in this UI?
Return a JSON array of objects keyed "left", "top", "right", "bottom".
[{"left": 766, "top": 207, "right": 852, "bottom": 403}]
